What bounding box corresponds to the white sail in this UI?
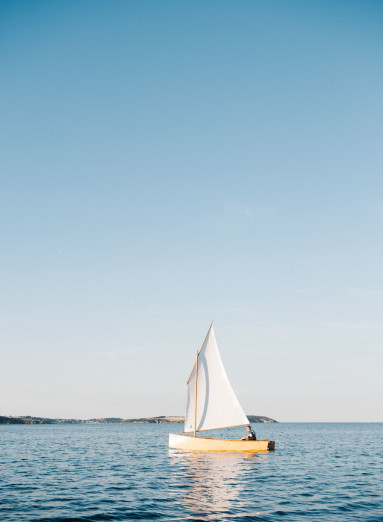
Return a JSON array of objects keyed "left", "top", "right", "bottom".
[{"left": 184, "top": 324, "right": 249, "bottom": 433}]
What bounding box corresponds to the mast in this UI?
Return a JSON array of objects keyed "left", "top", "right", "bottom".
[
  {"left": 194, "top": 349, "right": 198, "bottom": 437},
  {"left": 192, "top": 321, "right": 213, "bottom": 437},
  {"left": 187, "top": 319, "right": 214, "bottom": 384}
]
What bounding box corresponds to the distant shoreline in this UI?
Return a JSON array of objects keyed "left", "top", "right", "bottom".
[{"left": 0, "top": 415, "right": 277, "bottom": 425}]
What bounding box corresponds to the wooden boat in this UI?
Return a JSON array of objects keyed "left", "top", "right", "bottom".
[{"left": 169, "top": 321, "right": 275, "bottom": 452}]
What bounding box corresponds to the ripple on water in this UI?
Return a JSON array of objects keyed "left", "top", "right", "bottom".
[{"left": 1, "top": 423, "right": 383, "bottom": 521}]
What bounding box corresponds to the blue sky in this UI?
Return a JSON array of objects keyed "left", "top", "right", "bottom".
[{"left": 1, "top": 1, "right": 382, "bottom": 421}]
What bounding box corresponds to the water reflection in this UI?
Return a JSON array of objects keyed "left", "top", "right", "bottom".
[{"left": 169, "top": 449, "right": 269, "bottom": 519}]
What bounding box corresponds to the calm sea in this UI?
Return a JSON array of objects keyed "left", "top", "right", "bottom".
[{"left": 1, "top": 423, "right": 382, "bottom": 521}]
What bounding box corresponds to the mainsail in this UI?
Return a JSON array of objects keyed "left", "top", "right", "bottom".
[{"left": 184, "top": 324, "right": 249, "bottom": 433}]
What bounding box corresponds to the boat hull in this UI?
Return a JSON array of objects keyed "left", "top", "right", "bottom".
[{"left": 169, "top": 433, "right": 272, "bottom": 452}]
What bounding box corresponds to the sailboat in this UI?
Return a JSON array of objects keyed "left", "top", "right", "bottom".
[{"left": 169, "top": 321, "right": 275, "bottom": 452}]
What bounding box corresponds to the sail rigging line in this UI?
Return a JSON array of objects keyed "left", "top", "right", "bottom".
[
  {"left": 194, "top": 350, "right": 198, "bottom": 437},
  {"left": 196, "top": 352, "right": 209, "bottom": 430},
  {"left": 186, "top": 319, "right": 214, "bottom": 384}
]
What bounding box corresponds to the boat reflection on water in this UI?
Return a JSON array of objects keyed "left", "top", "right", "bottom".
[{"left": 168, "top": 448, "right": 269, "bottom": 519}]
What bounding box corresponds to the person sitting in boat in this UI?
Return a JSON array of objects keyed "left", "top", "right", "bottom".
[{"left": 241, "top": 425, "right": 256, "bottom": 440}]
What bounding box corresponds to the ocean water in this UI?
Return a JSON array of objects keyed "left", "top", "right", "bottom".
[{"left": 1, "top": 423, "right": 382, "bottom": 521}]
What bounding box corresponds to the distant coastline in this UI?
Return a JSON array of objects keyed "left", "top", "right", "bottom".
[{"left": 0, "top": 415, "right": 277, "bottom": 425}]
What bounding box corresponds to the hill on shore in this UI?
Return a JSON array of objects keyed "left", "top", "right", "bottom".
[{"left": 0, "top": 415, "right": 277, "bottom": 425}]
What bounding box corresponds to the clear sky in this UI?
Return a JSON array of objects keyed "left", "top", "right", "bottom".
[{"left": 1, "top": 1, "right": 382, "bottom": 422}]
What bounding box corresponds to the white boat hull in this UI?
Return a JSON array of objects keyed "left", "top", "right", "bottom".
[{"left": 169, "top": 433, "right": 273, "bottom": 452}]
